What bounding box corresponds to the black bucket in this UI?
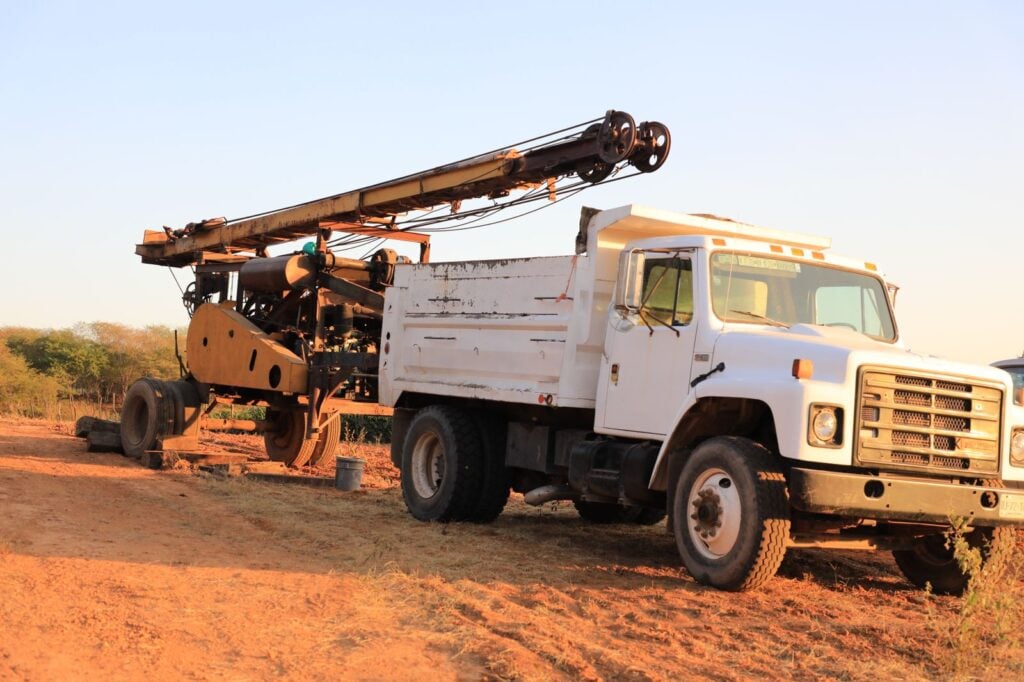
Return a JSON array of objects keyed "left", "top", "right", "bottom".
[{"left": 335, "top": 456, "right": 365, "bottom": 491}]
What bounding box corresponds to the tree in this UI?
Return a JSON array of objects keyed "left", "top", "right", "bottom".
[{"left": 0, "top": 344, "right": 60, "bottom": 417}]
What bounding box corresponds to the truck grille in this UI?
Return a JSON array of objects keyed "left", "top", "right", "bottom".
[{"left": 855, "top": 368, "right": 1002, "bottom": 475}]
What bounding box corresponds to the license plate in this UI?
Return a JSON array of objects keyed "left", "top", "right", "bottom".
[{"left": 999, "top": 492, "right": 1024, "bottom": 520}]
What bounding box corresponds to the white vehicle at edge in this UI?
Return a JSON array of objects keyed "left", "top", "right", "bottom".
[
  {"left": 993, "top": 356, "right": 1024, "bottom": 471},
  {"left": 381, "top": 205, "right": 1024, "bottom": 593}
]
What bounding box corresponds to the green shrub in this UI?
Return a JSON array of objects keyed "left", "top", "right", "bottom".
[{"left": 340, "top": 414, "right": 391, "bottom": 443}]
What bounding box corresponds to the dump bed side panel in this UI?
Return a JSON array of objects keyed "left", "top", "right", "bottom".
[{"left": 379, "top": 256, "right": 596, "bottom": 408}]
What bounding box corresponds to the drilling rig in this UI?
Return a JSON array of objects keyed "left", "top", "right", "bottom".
[{"left": 123, "top": 110, "right": 671, "bottom": 467}]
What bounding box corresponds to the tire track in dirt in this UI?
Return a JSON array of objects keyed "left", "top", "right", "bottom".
[
  {"left": 0, "top": 421, "right": 468, "bottom": 680},
  {"left": 0, "top": 419, "right": 992, "bottom": 680}
]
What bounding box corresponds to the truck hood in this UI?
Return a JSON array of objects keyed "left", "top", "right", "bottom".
[{"left": 712, "top": 324, "right": 1013, "bottom": 388}]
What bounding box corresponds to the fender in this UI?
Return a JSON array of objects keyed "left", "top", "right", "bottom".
[{"left": 648, "top": 373, "right": 799, "bottom": 491}]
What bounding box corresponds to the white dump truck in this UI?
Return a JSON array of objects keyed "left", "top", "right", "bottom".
[
  {"left": 131, "top": 112, "right": 1022, "bottom": 592},
  {"left": 381, "top": 204, "right": 1024, "bottom": 592}
]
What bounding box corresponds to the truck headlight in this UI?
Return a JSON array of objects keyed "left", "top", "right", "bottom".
[
  {"left": 809, "top": 405, "right": 843, "bottom": 447},
  {"left": 1012, "top": 429, "right": 1024, "bottom": 467}
]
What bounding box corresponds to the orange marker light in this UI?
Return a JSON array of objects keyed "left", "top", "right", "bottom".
[
  {"left": 865, "top": 262, "right": 877, "bottom": 271},
  {"left": 812, "top": 252, "right": 825, "bottom": 260},
  {"left": 712, "top": 238, "right": 726, "bottom": 246},
  {"left": 792, "top": 359, "right": 814, "bottom": 379},
  {"left": 791, "top": 247, "right": 805, "bottom": 257},
  {"left": 770, "top": 244, "right": 783, "bottom": 253}
]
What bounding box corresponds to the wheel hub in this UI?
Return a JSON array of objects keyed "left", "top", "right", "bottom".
[
  {"left": 691, "top": 488, "right": 724, "bottom": 539},
  {"left": 410, "top": 431, "right": 445, "bottom": 499},
  {"left": 686, "top": 468, "right": 742, "bottom": 560}
]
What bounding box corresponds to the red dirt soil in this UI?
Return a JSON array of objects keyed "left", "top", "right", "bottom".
[{"left": 0, "top": 418, "right": 1018, "bottom": 680}]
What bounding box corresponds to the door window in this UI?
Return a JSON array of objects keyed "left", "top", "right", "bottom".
[{"left": 640, "top": 258, "right": 693, "bottom": 326}]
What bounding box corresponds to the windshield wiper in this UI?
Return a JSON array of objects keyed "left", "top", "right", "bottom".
[{"left": 728, "top": 309, "right": 789, "bottom": 327}]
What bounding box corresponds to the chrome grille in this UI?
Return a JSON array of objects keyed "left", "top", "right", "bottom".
[
  {"left": 856, "top": 368, "right": 1002, "bottom": 475},
  {"left": 934, "top": 415, "right": 969, "bottom": 432}
]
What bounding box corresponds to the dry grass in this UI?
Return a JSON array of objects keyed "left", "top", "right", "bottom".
[
  {"left": 5, "top": 418, "right": 1023, "bottom": 679},
  {"left": 190, "top": 465, "right": 967, "bottom": 680},
  {"left": 925, "top": 527, "right": 1024, "bottom": 679},
  {"left": 0, "top": 399, "right": 118, "bottom": 423}
]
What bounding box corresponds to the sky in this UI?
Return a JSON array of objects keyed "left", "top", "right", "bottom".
[{"left": 0, "top": 1, "right": 1021, "bottom": 365}]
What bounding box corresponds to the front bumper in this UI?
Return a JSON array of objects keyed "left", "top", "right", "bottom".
[{"left": 789, "top": 467, "right": 1024, "bottom": 527}]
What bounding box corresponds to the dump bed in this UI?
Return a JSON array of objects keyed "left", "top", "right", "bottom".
[
  {"left": 378, "top": 255, "right": 608, "bottom": 409},
  {"left": 377, "top": 204, "right": 828, "bottom": 411}
]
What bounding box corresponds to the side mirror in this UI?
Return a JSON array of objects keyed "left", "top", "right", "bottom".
[
  {"left": 886, "top": 282, "right": 900, "bottom": 308},
  {"left": 1015, "top": 386, "right": 1024, "bottom": 407},
  {"left": 615, "top": 249, "right": 645, "bottom": 311}
]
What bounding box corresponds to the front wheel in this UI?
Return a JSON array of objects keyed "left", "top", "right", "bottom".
[{"left": 672, "top": 437, "right": 790, "bottom": 591}]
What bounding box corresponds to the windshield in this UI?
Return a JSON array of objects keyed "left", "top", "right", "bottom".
[{"left": 710, "top": 252, "right": 897, "bottom": 341}]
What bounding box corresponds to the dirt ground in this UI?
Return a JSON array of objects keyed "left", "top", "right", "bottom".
[{"left": 0, "top": 418, "right": 1019, "bottom": 680}]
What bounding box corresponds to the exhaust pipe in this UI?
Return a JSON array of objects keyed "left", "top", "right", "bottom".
[{"left": 523, "top": 484, "right": 578, "bottom": 506}]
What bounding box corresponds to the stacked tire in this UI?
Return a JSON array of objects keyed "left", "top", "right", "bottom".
[{"left": 120, "top": 378, "right": 201, "bottom": 458}]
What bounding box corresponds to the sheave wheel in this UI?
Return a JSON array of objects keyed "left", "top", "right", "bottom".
[
  {"left": 400, "top": 406, "right": 484, "bottom": 522},
  {"left": 264, "top": 409, "right": 318, "bottom": 468},
  {"left": 672, "top": 436, "right": 790, "bottom": 591}
]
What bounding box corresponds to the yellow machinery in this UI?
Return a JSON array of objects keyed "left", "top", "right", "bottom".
[{"left": 121, "top": 111, "right": 672, "bottom": 466}]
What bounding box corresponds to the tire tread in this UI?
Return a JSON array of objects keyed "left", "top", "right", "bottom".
[{"left": 466, "top": 412, "right": 510, "bottom": 523}]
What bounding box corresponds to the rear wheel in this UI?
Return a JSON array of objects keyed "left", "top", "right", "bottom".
[
  {"left": 120, "top": 378, "right": 174, "bottom": 458},
  {"left": 264, "top": 409, "right": 318, "bottom": 468},
  {"left": 308, "top": 416, "right": 343, "bottom": 467},
  {"left": 465, "top": 413, "right": 510, "bottom": 523},
  {"left": 672, "top": 436, "right": 790, "bottom": 591},
  {"left": 401, "top": 406, "right": 483, "bottom": 522}
]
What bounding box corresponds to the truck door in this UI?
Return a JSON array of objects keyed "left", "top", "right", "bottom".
[{"left": 599, "top": 254, "right": 697, "bottom": 435}]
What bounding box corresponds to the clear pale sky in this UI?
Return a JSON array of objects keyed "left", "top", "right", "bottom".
[{"left": 1, "top": 1, "right": 1021, "bottom": 364}]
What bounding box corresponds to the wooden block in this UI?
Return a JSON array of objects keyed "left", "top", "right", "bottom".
[
  {"left": 141, "top": 450, "right": 167, "bottom": 469},
  {"left": 87, "top": 430, "right": 123, "bottom": 453},
  {"left": 198, "top": 463, "right": 243, "bottom": 477},
  {"left": 159, "top": 434, "right": 200, "bottom": 451},
  {"left": 238, "top": 461, "right": 288, "bottom": 474},
  {"left": 178, "top": 452, "right": 252, "bottom": 465},
  {"left": 245, "top": 472, "right": 335, "bottom": 488}
]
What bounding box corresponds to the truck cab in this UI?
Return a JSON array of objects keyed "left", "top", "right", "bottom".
[{"left": 382, "top": 205, "right": 1024, "bottom": 592}]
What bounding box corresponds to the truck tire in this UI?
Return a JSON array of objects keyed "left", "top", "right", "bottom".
[
  {"left": 892, "top": 478, "right": 1017, "bottom": 596},
  {"left": 465, "top": 413, "right": 510, "bottom": 523},
  {"left": 891, "top": 527, "right": 1014, "bottom": 595},
  {"left": 120, "top": 378, "right": 174, "bottom": 458},
  {"left": 264, "top": 409, "right": 318, "bottom": 468},
  {"left": 308, "top": 416, "right": 343, "bottom": 468},
  {"left": 574, "top": 500, "right": 666, "bottom": 525},
  {"left": 672, "top": 436, "right": 790, "bottom": 591},
  {"left": 164, "top": 379, "right": 202, "bottom": 434},
  {"left": 401, "top": 406, "right": 484, "bottom": 522}
]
